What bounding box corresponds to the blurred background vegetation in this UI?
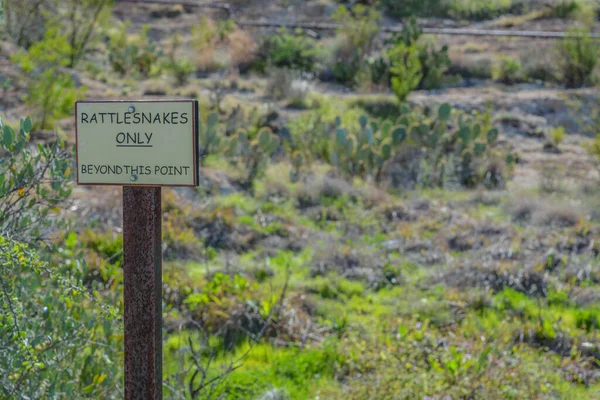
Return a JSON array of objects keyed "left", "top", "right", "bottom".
[{"left": 1, "top": 0, "right": 600, "bottom": 398}]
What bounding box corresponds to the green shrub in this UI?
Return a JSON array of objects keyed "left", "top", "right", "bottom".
[
  {"left": 448, "top": 0, "right": 519, "bottom": 20},
  {"left": 492, "top": 55, "right": 523, "bottom": 84},
  {"left": 548, "top": 126, "right": 566, "bottom": 148},
  {"left": 0, "top": 236, "right": 122, "bottom": 398},
  {"left": 549, "top": 0, "right": 596, "bottom": 21},
  {"left": 259, "top": 28, "right": 322, "bottom": 72},
  {"left": 387, "top": 20, "right": 451, "bottom": 102},
  {"left": 382, "top": 0, "right": 448, "bottom": 19},
  {"left": 0, "top": 124, "right": 120, "bottom": 396},
  {"left": 388, "top": 39, "right": 422, "bottom": 103},
  {"left": 2, "top": 0, "right": 49, "bottom": 47},
  {"left": 3, "top": 0, "right": 111, "bottom": 63},
  {"left": 556, "top": 27, "right": 599, "bottom": 88},
  {"left": 11, "top": 29, "right": 86, "bottom": 129},
  {"left": 163, "top": 34, "right": 195, "bottom": 86},
  {"left": 0, "top": 116, "right": 72, "bottom": 242},
  {"left": 550, "top": 0, "right": 583, "bottom": 18},
  {"left": 55, "top": 0, "right": 113, "bottom": 67},
  {"left": 331, "top": 5, "right": 381, "bottom": 85},
  {"left": 366, "top": 56, "right": 390, "bottom": 86},
  {"left": 108, "top": 23, "right": 163, "bottom": 78}
]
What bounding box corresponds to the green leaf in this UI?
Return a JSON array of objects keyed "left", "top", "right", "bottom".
[
  {"left": 392, "top": 127, "right": 406, "bottom": 145},
  {"left": 458, "top": 126, "right": 471, "bottom": 144},
  {"left": 381, "top": 141, "right": 392, "bottom": 160},
  {"left": 487, "top": 128, "right": 499, "bottom": 144},
  {"left": 23, "top": 116, "right": 32, "bottom": 133},
  {"left": 336, "top": 128, "right": 347, "bottom": 146},
  {"left": 506, "top": 153, "right": 514, "bottom": 165},
  {"left": 438, "top": 103, "right": 451, "bottom": 120},
  {"left": 3, "top": 124, "right": 13, "bottom": 146},
  {"left": 474, "top": 142, "right": 486, "bottom": 156},
  {"left": 206, "top": 112, "right": 218, "bottom": 126},
  {"left": 359, "top": 115, "right": 368, "bottom": 128}
]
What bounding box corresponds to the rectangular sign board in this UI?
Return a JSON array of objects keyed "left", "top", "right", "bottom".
[{"left": 75, "top": 100, "right": 198, "bottom": 187}]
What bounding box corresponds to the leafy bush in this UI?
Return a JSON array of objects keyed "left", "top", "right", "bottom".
[
  {"left": 448, "top": 0, "right": 519, "bottom": 20},
  {"left": 548, "top": 126, "right": 566, "bottom": 149},
  {"left": 0, "top": 236, "right": 122, "bottom": 399},
  {"left": 330, "top": 5, "right": 381, "bottom": 85},
  {"left": 492, "top": 55, "right": 523, "bottom": 84},
  {"left": 550, "top": 0, "right": 583, "bottom": 18},
  {"left": 0, "top": 116, "right": 72, "bottom": 242},
  {"left": 3, "top": 0, "right": 111, "bottom": 63},
  {"left": 191, "top": 16, "right": 240, "bottom": 73},
  {"left": 387, "top": 38, "right": 422, "bottom": 103},
  {"left": 387, "top": 20, "right": 451, "bottom": 101},
  {"left": 549, "top": 0, "right": 596, "bottom": 21},
  {"left": 2, "top": 0, "right": 49, "bottom": 47},
  {"left": 54, "top": 0, "right": 113, "bottom": 67},
  {"left": 382, "top": 0, "right": 447, "bottom": 19},
  {"left": 0, "top": 115, "right": 120, "bottom": 398},
  {"left": 384, "top": 0, "right": 521, "bottom": 20},
  {"left": 108, "top": 23, "right": 163, "bottom": 78},
  {"left": 11, "top": 29, "right": 86, "bottom": 129},
  {"left": 556, "top": 27, "right": 599, "bottom": 88},
  {"left": 163, "top": 34, "right": 195, "bottom": 86},
  {"left": 258, "top": 28, "right": 321, "bottom": 72}
]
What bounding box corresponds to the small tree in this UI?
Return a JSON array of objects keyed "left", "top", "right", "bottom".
[
  {"left": 388, "top": 39, "right": 422, "bottom": 103},
  {"left": 3, "top": 0, "right": 48, "bottom": 47},
  {"left": 4, "top": 0, "right": 111, "bottom": 60},
  {"left": 59, "top": 0, "right": 113, "bottom": 68},
  {"left": 11, "top": 29, "right": 86, "bottom": 129}
]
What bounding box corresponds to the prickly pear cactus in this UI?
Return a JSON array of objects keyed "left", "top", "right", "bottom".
[
  {"left": 199, "top": 112, "right": 222, "bottom": 163},
  {"left": 224, "top": 127, "right": 281, "bottom": 191},
  {"left": 289, "top": 151, "right": 304, "bottom": 183},
  {"left": 327, "top": 102, "right": 512, "bottom": 188}
]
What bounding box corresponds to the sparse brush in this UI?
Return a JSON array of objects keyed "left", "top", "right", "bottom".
[
  {"left": 266, "top": 69, "right": 294, "bottom": 101},
  {"left": 492, "top": 55, "right": 523, "bottom": 84},
  {"left": 10, "top": 28, "right": 86, "bottom": 129},
  {"left": 548, "top": 126, "right": 566, "bottom": 149},
  {"left": 330, "top": 4, "right": 381, "bottom": 85},
  {"left": 258, "top": 28, "right": 322, "bottom": 73},
  {"left": 108, "top": 23, "right": 163, "bottom": 78},
  {"left": 228, "top": 29, "right": 258, "bottom": 72},
  {"left": 556, "top": 27, "right": 599, "bottom": 88},
  {"left": 192, "top": 16, "right": 231, "bottom": 73},
  {"left": 164, "top": 34, "right": 195, "bottom": 86},
  {"left": 225, "top": 128, "right": 281, "bottom": 193}
]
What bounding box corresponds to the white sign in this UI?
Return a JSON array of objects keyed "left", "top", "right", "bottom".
[{"left": 75, "top": 100, "right": 198, "bottom": 186}]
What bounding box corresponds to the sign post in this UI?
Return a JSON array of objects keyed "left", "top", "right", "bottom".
[
  {"left": 123, "top": 186, "right": 162, "bottom": 399},
  {"left": 75, "top": 100, "right": 199, "bottom": 399}
]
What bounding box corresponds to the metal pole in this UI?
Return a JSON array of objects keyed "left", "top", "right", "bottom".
[{"left": 123, "top": 186, "right": 162, "bottom": 400}]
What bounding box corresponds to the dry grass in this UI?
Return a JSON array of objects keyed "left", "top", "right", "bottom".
[{"left": 228, "top": 30, "right": 258, "bottom": 71}]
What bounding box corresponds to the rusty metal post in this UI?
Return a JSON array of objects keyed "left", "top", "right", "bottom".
[{"left": 123, "top": 186, "right": 162, "bottom": 400}]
